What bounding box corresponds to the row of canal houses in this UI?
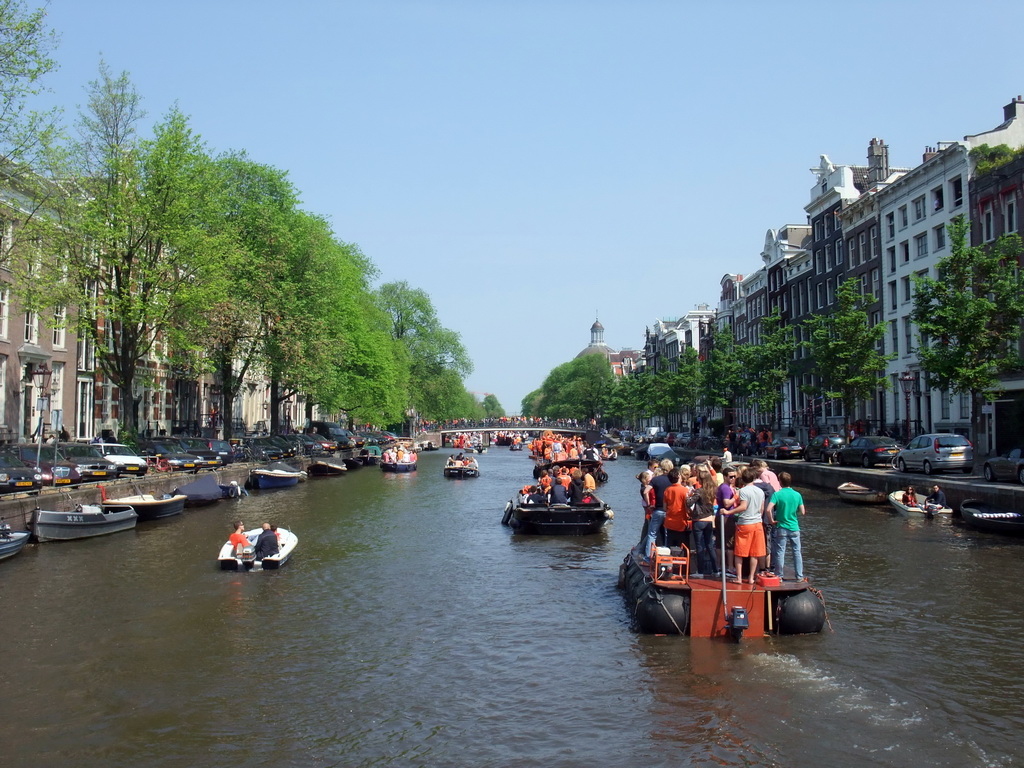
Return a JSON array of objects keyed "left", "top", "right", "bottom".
[
  {"left": 642, "top": 96, "right": 1024, "bottom": 455},
  {"left": 0, "top": 177, "right": 306, "bottom": 444}
]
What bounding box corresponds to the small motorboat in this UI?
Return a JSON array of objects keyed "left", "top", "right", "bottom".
[
  {"left": 959, "top": 499, "right": 1024, "bottom": 535},
  {"left": 887, "top": 490, "right": 952, "bottom": 516},
  {"left": 218, "top": 527, "right": 298, "bottom": 570},
  {"left": 0, "top": 524, "right": 31, "bottom": 561},
  {"left": 307, "top": 458, "right": 348, "bottom": 476},
  {"left": 381, "top": 461, "right": 417, "bottom": 473},
  {"left": 501, "top": 493, "right": 614, "bottom": 535},
  {"left": 837, "top": 482, "right": 887, "bottom": 504},
  {"left": 443, "top": 461, "right": 479, "bottom": 478},
  {"left": 101, "top": 493, "right": 187, "bottom": 521},
  {"left": 31, "top": 503, "right": 138, "bottom": 542},
  {"left": 248, "top": 462, "right": 306, "bottom": 490}
]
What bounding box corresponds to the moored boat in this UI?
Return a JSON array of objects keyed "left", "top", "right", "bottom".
[
  {"left": 102, "top": 493, "right": 187, "bottom": 521},
  {"left": 0, "top": 525, "right": 30, "bottom": 561},
  {"left": 307, "top": 458, "right": 348, "bottom": 476},
  {"left": 887, "top": 490, "right": 952, "bottom": 516},
  {"left": 249, "top": 462, "right": 306, "bottom": 489},
  {"left": 959, "top": 499, "right": 1024, "bottom": 535},
  {"left": 218, "top": 526, "right": 298, "bottom": 570},
  {"left": 31, "top": 503, "right": 138, "bottom": 542},
  {"left": 174, "top": 473, "right": 242, "bottom": 506},
  {"left": 501, "top": 493, "right": 613, "bottom": 535},
  {"left": 837, "top": 482, "right": 887, "bottom": 504}
]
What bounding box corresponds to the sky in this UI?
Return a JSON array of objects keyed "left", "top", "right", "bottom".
[{"left": 34, "top": 0, "right": 1024, "bottom": 415}]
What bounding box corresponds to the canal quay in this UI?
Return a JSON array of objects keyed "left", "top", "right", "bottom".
[{"left": 1, "top": 445, "right": 1023, "bottom": 768}]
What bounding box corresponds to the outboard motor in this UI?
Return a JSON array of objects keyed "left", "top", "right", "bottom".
[
  {"left": 727, "top": 606, "right": 749, "bottom": 642},
  {"left": 238, "top": 545, "right": 256, "bottom": 566}
]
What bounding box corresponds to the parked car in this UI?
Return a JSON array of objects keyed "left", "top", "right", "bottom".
[
  {"left": 242, "top": 437, "right": 285, "bottom": 461},
  {"left": 11, "top": 445, "right": 82, "bottom": 486},
  {"left": 93, "top": 442, "right": 150, "bottom": 476},
  {"left": 206, "top": 439, "right": 236, "bottom": 465},
  {"left": 896, "top": 433, "right": 974, "bottom": 475},
  {"left": 765, "top": 437, "right": 804, "bottom": 460},
  {"left": 281, "top": 433, "right": 327, "bottom": 456},
  {"left": 982, "top": 447, "right": 1024, "bottom": 483},
  {"left": 804, "top": 434, "right": 847, "bottom": 463},
  {"left": 136, "top": 439, "right": 204, "bottom": 471},
  {"left": 175, "top": 438, "right": 226, "bottom": 469},
  {"left": 57, "top": 443, "right": 123, "bottom": 481},
  {"left": 0, "top": 450, "right": 43, "bottom": 493},
  {"left": 264, "top": 435, "right": 297, "bottom": 459},
  {"left": 309, "top": 421, "right": 354, "bottom": 450},
  {"left": 836, "top": 436, "right": 902, "bottom": 467}
]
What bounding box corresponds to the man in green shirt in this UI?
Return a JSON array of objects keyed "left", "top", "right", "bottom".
[{"left": 766, "top": 471, "right": 807, "bottom": 582}]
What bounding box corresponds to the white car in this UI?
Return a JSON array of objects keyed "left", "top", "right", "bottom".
[{"left": 94, "top": 443, "right": 150, "bottom": 476}]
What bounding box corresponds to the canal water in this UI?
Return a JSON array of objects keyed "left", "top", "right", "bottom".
[{"left": 1, "top": 448, "right": 1022, "bottom": 767}]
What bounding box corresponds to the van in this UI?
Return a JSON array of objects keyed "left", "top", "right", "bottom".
[{"left": 310, "top": 421, "right": 354, "bottom": 449}]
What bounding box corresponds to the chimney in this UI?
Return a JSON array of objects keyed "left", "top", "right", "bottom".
[
  {"left": 1004, "top": 95, "right": 1024, "bottom": 122},
  {"left": 867, "top": 137, "right": 890, "bottom": 184},
  {"left": 922, "top": 145, "right": 939, "bottom": 163}
]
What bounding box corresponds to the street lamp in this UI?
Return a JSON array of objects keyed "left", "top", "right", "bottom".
[
  {"left": 32, "top": 363, "right": 53, "bottom": 474},
  {"left": 898, "top": 370, "right": 916, "bottom": 443}
]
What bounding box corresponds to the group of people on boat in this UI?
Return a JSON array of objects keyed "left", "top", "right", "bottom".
[
  {"left": 382, "top": 446, "right": 418, "bottom": 465},
  {"left": 637, "top": 457, "right": 808, "bottom": 583},
  {"left": 519, "top": 465, "right": 596, "bottom": 506},
  {"left": 228, "top": 520, "right": 281, "bottom": 560},
  {"left": 445, "top": 453, "right": 479, "bottom": 469},
  {"left": 529, "top": 431, "right": 600, "bottom": 463},
  {"left": 901, "top": 484, "right": 946, "bottom": 513}
]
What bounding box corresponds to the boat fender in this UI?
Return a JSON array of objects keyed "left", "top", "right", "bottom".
[
  {"left": 597, "top": 470, "right": 609, "bottom": 483},
  {"left": 604, "top": 509, "right": 614, "bottom": 519},
  {"left": 501, "top": 501, "right": 513, "bottom": 526}
]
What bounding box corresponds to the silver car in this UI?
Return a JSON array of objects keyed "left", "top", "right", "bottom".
[{"left": 895, "top": 433, "right": 974, "bottom": 475}]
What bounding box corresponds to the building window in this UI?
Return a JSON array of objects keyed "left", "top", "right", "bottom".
[
  {"left": 982, "top": 202, "right": 995, "bottom": 242},
  {"left": 815, "top": 250, "right": 824, "bottom": 273},
  {"left": 836, "top": 238, "right": 844, "bottom": 265},
  {"left": 888, "top": 246, "right": 896, "bottom": 273},
  {"left": 870, "top": 225, "right": 878, "bottom": 256},
  {"left": 858, "top": 232, "right": 868, "bottom": 265},
  {"left": 915, "top": 232, "right": 928, "bottom": 258},
  {"left": 816, "top": 283, "right": 825, "bottom": 309},
  {"left": 872, "top": 268, "right": 880, "bottom": 299},
  {"left": 52, "top": 306, "right": 66, "bottom": 348},
  {"left": 934, "top": 225, "right": 946, "bottom": 251},
  {"left": 889, "top": 281, "right": 897, "bottom": 310},
  {"left": 826, "top": 278, "right": 834, "bottom": 304},
  {"left": 904, "top": 317, "right": 913, "bottom": 354},
  {"left": 940, "top": 389, "right": 950, "bottom": 420},
  {"left": 950, "top": 177, "right": 963, "bottom": 207},
  {"left": 814, "top": 220, "right": 823, "bottom": 241},
  {"left": 932, "top": 186, "right": 944, "bottom": 212},
  {"left": 886, "top": 212, "right": 895, "bottom": 239},
  {"left": 899, "top": 205, "right": 908, "bottom": 228},
  {"left": 902, "top": 275, "right": 912, "bottom": 302},
  {"left": 913, "top": 196, "right": 926, "bottom": 221},
  {"left": 847, "top": 237, "right": 856, "bottom": 265},
  {"left": 959, "top": 391, "right": 970, "bottom": 419},
  {"left": 0, "top": 287, "right": 8, "bottom": 339},
  {"left": 0, "top": 354, "right": 5, "bottom": 423},
  {"left": 890, "top": 320, "right": 899, "bottom": 356},
  {"left": 1006, "top": 194, "right": 1018, "bottom": 234},
  {"left": 900, "top": 241, "right": 910, "bottom": 263},
  {"left": 24, "top": 311, "right": 38, "bottom": 345},
  {"left": 825, "top": 244, "right": 833, "bottom": 269}
]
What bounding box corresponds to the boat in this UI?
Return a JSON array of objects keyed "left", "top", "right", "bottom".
[
  {"left": 959, "top": 499, "right": 1024, "bottom": 535},
  {"left": 248, "top": 462, "right": 306, "bottom": 489},
  {"left": 500, "top": 493, "right": 613, "bottom": 535},
  {"left": 0, "top": 525, "right": 31, "bottom": 561},
  {"left": 307, "top": 458, "right": 348, "bottom": 476},
  {"left": 101, "top": 492, "right": 187, "bottom": 521},
  {"left": 31, "top": 503, "right": 138, "bottom": 542},
  {"left": 342, "top": 456, "right": 362, "bottom": 470},
  {"left": 218, "top": 527, "right": 298, "bottom": 570},
  {"left": 618, "top": 547, "right": 826, "bottom": 639},
  {"left": 381, "top": 461, "right": 417, "bottom": 473},
  {"left": 532, "top": 457, "right": 608, "bottom": 483},
  {"left": 357, "top": 449, "right": 381, "bottom": 466},
  {"left": 509, "top": 442, "right": 523, "bottom": 452},
  {"left": 837, "top": 482, "right": 887, "bottom": 504},
  {"left": 443, "top": 462, "right": 479, "bottom": 478},
  {"left": 173, "top": 473, "right": 243, "bottom": 507},
  {"left": 887, "top": 490, "right": 953, "bottom": 516}
]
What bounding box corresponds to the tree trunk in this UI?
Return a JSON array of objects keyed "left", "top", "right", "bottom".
[{"left": 269, "top": 378, "right": 280, "bottom": 435}]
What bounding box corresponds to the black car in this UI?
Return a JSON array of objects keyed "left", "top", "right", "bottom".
[
  {"left": 836, "top": 436, "right": 902, "bottom": 468},
  {"left": 264, "top": 436, "right": 297, "bottom": 459},
  {"left": 804, "top": 434, "right": 847, "bottom": 463},
  {"left": 11, "top": 445, "right": 82, "bottom": 486},
  {"left": 765, "top": 437, "right": 804, "bottom": 460},
  {"left": 280, "top": 433, "right": 325, "bottom": 456},
  {"left": 0, "top": 450, "right": 42, "bottom": 493},
  {"left": 136, "top": 439, "right": 204, "bottom": 471},
  {"left": 242, "top": 437, "right": 285, "bottom": 461},
  {"left": 56, "top": 443, "right": 122, "bottom": 481},
  {"left": 175, "top": 438, "right": 226, "bottom": 469}
]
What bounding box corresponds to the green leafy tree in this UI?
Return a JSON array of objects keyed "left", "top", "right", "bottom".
[
  {"left": 741, "top": 308, "right": 795, "bottom": 427},
  {"left": 701, "top": 324, "right": 747, "bottom": 427},
  {"left": 481, "top": 393, "right": 504, "bottom": 418},
  {"left": 533, "top": 354, "right": 614, "bottom": 421},
  {"left": 604, "top": 372, "right": 652, "bottom": 428},
  {"left": 911, "top": 216, "right": 1024, "bottom": 445},
  {"left": 803, "top": 276, "right": 892, "bottom": 427}
]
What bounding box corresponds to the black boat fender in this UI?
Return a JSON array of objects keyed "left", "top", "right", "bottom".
[
  {"left": 501, "top": 500, "right": 514, "bottom": 526},
  {"left": 775, "top": 589, "right": 827, "bottom": 635},
  {"left": 597, "top": 470, "right": 609, "bottom": 483}
]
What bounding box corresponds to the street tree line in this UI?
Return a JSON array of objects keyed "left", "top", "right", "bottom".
[
  {"left": 0, "top": 6, "right": 498, "bottom": 438},
  {"left": 524, "top": 216, "right": 1024, "bottom": 447}
]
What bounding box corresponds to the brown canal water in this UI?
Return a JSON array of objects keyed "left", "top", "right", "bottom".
[{"left": 1, "top": 449, "right": 1022, "bottom": 767}]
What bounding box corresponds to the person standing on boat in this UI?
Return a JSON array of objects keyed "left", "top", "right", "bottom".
[
  {"left": 662, "top": 469, "right": 690, "bottom": 549},
  {"left": 641, "top": 459, "right": 676, "bottom": 562},
  {"left": 924, "top": 485, "right": 946, "bottom": 513},
  {"left": 729, "top": 468, "right": 767, "bottom": 585},
  {"left": 766, "top": 472, "right": 806, "bottom": 582},
  {"left": 715, "top": 468, "right": 739, "bottom": 576},
  {"left": 690, "top": 467, "right": 719, "bottom": 576},
  {"left": 229, "top": 521, "right": 249, "bottom": 554}
]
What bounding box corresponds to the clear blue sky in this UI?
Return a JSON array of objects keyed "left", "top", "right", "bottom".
[{"left": 39, "top": 0, "right": 1024, "bottom": 414}]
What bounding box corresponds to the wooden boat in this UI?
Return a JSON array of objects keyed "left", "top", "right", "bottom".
[
  {"left": 959, "top": 499, "right": 1024, "bottom": 535},
  {"left": 618, "top": 548, "right": 826, "bottom": 638},
  {"left": 443, "top": 463, "right": 479, "bottom": 478},
  {"left": 501, "top": 493, "right": 613, "bottom": 535},
  {"left": 381, "top": 461, "right": 417, "bottom": 473},
  {"left": 31, "top": 503, "right": 138, "bottom": 542},
  {"left": 887, "top": 490, "right": 953, "bottom": 516},
  {"left": 0, "top": 526, "right": 30, "bottom": 561},
  {"left": 102, "top": 493, "right": 187, "bottom": 521},
  {"left": 249, "top": 462, "right": 306, "bottom": 489},
  {"left": 837, "top": 482, "right": 887, "bottom": 504},
  {"left": 307, "top": 458, "right": 348, "bottom": 476},
  {"left": 218, "top": 527, "right": 298, "bottom": 570}
]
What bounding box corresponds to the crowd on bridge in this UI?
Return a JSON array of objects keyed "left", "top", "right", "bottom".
[{"left": 418, "top": 417, "right": 590, "bottom": 433}]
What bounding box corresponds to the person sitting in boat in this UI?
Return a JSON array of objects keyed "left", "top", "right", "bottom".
[
  {"left": 568, "top": 469, "right": 586, "bottom": 505},
  {"left": 253, "top": 522, "right": 279, "bottom": 560},
  {"left": 583, "top": 467, "right": 597, "bottom": 491},
  {"left": 229, "top": 521, "right": 249, "bottom": 554},
  {"left": 537, "top": 470, "right": 552, "bottom": 492},
  {"left": 901, "top": 486, "right": 920, "bottom": 508},
  {"left": 548, "top": 478, "right": 570, "bottom": 505},
  {"left": 924, "top": 484, "right": 946, "bottom": 513},
  {"left": 525, "top": 485, "right": 548, "bottom": 505}
]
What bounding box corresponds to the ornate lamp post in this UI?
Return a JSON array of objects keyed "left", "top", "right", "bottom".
[
  {"left": 898, "top": 370, "right": 916, "bottom": 443},
  {"left": 32, "top": 363, "right": 53, "bottom": 473}
]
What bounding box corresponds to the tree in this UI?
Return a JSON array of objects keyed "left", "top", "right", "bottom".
[
  {"left": 911, "top": 216, "right": 1024, "bottom": 446},
  {"left": 481, "top": 394, "right": 504, "bottom": 418},
  {"left": 803, "top": 276, "right": 892, "bottom": 428},
  {"left": 701, "top": 324, "right": 747, "bottom": 428},
  {"left": 741, "top": 309, "right": 795, "bottom": 427},
  {"left": 533, "top": 354, "right": 614, "bottom": 421},
  {"left": 31, "top": 65, "right": 226, "bottom": 436}
]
